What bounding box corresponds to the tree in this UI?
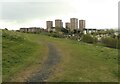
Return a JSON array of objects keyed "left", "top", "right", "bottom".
[
  {"left": 5, "top": 28, "right": 8, "bottom": 30},
  {"left": 101, "top": 37, "right": 118, "bottom": 49},
  {"left": 73, "top": 29, "right": 77, "bottom": 34},
  {"left": 82, "top": 34, "right": 97, "bottom": 44},
  {"left": 61, "top": 28, "right": 68, "bottom": 34}
]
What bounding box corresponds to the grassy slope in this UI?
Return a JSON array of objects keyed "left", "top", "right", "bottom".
[
  {"left": 2, "top": 30, "right": 48, "bottom": 82},
  {"left": 0, "top": 30, "right": 2, "bottom": 83},
  {"left": 41, "top": 36, "right": 118, "bottom": 82},
  {"left": 2, "top": 31, "right": 118, "bottom": 82}
]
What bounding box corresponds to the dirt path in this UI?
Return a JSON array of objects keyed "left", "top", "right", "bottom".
[{"left": 27, "top": 43, "right": 60, "bottom": 82}]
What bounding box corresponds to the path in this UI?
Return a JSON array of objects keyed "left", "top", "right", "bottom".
[{"left": 28, "top": 43, "right": 60, "bottom": 82}]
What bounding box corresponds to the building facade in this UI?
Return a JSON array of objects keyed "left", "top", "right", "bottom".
[
  {"left": 20, "top": 28, "right": 28, "bottom": 32},
  {"left": 28, "top": 27, "right": 41, "bottom": 33},
  {"left": 65, "top": 22, "right": 71, "bottom": 29},
  {"left": 46, "top": 21, "right": 53, "bottom": 31},
  {"left": 55, "top": 19, "right": 63, "bottom": 28},
  {"left": 70, "top": 18, "right": 78, "bottom": 31},
  {"left": 79, "top": 20, "right": 86, "bottom": 31},
  {"left": 20, "top": 27, "right": 41, "bottom": 33}
]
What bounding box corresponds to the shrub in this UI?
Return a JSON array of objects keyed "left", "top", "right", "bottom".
[
  {"left": 101, "top": 37, "right": 118, "bottom": 49},
  {"left": 70, "top": 36, "right": 77, "bottom": 40},
  {"left": 118, "top": 39, "right": 120, "bottom": 49},
  {"left": 61, "top": 28, "right": 68, "bottom": 34},
  {"left": 82, "top": 34, "right": 97, "bottom": 44},
  {"left": 50, "top": 33, "right": 64, "bottom": 38}
]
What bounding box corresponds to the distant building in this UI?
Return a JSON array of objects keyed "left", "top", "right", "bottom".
[
  {"left": 51, "top": 27, "right": 56, "bottom": 32},
  {"left": 70, "top": 18, "right": 78, "bottom": 31},
  {"left": 20, "top": 28, "right": 28, "bottom": 32},
  {"left": 55, "top": 19, "right": 63, "bottom": 28},
  {"left": 79, "top": 20, "right": 86, "bottom": 31},
  {"left": 46, "top": 21, "right": 53, "bottom": 31},
  {"left": 20, "top": 27, "right": 41, "bottom": 33},
  {"left": 28, "top": 27, "right": 41, "bottom": 33},
  {"left": 28, "top": 28, "right": 35, "bottom": 32},
  {"left": 65, "top": 22, "right": 71, "bottom": 29}
]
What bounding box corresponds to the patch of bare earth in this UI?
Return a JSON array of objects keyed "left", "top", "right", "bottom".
[
  {"left": 27, "top": 43, "right": 61, "bottom": 82},
  {"left": 10, "top": 47, "right": 48, "bottom": 82}
]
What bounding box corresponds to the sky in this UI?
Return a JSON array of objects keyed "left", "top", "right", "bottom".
[{"left": 0, "top": 0, "right": 119, "bottom": 30}]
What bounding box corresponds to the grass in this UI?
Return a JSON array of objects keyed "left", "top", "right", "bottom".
[
  {"left": 2, "top": 30, "right": 118, "bottom": 82},
  {"left": 0, "top": 29, "right": 2, "bottom": 83},
  {"left": 2, "top": 30, "right": 48, "bottom": 82},
  {"left": 41, "top": 36, "right": 118, "bottom": 82}
]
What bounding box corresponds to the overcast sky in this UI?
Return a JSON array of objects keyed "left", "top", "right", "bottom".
[{"left": 0, "top": 0, "right": 119, "bottom": 30}]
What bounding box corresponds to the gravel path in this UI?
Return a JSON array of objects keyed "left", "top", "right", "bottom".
[{"left": 28, "top": 43, "right": 60, "bottom": 82}]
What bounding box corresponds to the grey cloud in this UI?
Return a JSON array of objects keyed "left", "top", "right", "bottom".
[{"left": 1, "top": 1, "right": 74, "bottom": 23}]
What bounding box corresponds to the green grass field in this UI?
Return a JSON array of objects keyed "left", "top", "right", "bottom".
[
  {"left": 2, "top": 30, "right": 118, "bottom": 82},
  {"left": 0, "top": 30, "right": 2, "bottom": 83},
  {"left": 2, "top": 30, "right": 48, "bottom": 82},
  {"left": 46, "top": 38, "right": 118, "bottom": 82}
]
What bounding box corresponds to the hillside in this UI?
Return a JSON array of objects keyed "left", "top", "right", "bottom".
[
  {"left": 2, "top": 30, "right": 118, "bottom": 82},
  {"left": 2, "top": 30, "right": 48, "bottom": 82}
]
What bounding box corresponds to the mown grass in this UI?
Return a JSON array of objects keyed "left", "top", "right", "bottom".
[
  {"left": 0, "top": 29, "right": 2, "bottom": 83},
  {"left": 2, "top": 30, "right": 48, "bottom": 82},
  {"left": 2, "top": 31, "right": 118, "bottom": 82},
  {"left": 41, "top": 36, "right": 118, "bottom": 82}
]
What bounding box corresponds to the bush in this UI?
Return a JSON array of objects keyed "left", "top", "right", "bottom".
[
  {"left": 50, "top": 33, "right": 64, "bottom": 38},
  {"left": 118, "top": 39, "right": 120, "bottom": 49},
  {"left": 82, "top": 34, "right": 97, "bottom": 44},
  {"left": 61, "top": 28, "right": 68, "bottom": 34},
  {"left": 101, "top": 37, "right": 119, "bottom": 49},
  {"left": 70, "top": 36, "right": 78, "bottom": 40}
]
